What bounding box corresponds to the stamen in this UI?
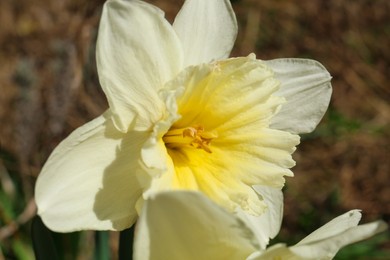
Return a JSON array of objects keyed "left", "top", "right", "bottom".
[{"left": 163, "top": 125, "right": 218, "bottom": 153}]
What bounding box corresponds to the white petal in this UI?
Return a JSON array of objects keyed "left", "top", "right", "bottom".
[
  {"left": 140, "top": 88, "right": 182, "bottom": 175},
  {"left": 237, "top": 185, "right": 284, "bottom": 250},
  {"left": 248, "top": 244, "right": 296, "bottom": 260},
  {"left": 267, "top": 58, "right": 332, "bottom": 134},
  {"left": 97, "top": 0, "right": 183, "bottom": 132},
  {"left": 36, "top": 112, "right": 147, "bottom": 232},
  {"left": 296, "top": 210, "right": 362, "bottom": 245},
  {"left": 251, "top": 212, "right": 388, "bottom": 260},
  {"left": 134, "top": 191, "right": 258, "bottom": 260},
  {"left": 290, "top": 212, "right": 388, "bottom": 259},
  {"left": 173, "top": 0, "right": 237, "bottom": 67}
]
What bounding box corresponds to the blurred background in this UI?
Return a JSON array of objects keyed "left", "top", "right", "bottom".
[{"left": 0, "top": 0, "right": 389, "bottom": 259}]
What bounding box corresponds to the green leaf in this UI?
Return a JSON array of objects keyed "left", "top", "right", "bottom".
[
  {"left": 94, "top": 231, "right": 109, "bottom": 260},
  {"left": 12, "top": 238, "right": 34, "bottom": 260}
]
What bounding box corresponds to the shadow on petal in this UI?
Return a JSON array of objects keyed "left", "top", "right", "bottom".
[{"left": 93, "top": 121, "right": 148, "bottom": 230}]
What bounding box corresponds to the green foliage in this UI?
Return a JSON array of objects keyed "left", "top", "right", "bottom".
[
  {"left": 94, "top": 232, "right": 109, "bottom": 260},
  {"left": 335, "top": 232, "right": 390, "bottom": 260},
  {"left": 11, "top": 239, "right": 34, "bottom": 260}
]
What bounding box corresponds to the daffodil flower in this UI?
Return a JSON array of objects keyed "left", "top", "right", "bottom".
[
  {"left": 35, "top": 0, "right": 332, "bottom": 232},
  {"left": 135, "top": 191, "right": 387, "bottom": 260}
]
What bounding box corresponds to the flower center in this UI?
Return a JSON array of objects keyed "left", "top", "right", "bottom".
[{"left": 163, "top": 125, "right": 218, "bottom": 153}]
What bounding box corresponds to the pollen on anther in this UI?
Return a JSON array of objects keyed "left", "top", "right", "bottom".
[{"left": 163, "top": 125, "right": 217, "bottom": 153}]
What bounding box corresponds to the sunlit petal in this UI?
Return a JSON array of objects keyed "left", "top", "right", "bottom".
[
  {"left": 97, "top": 0, "right": 183, "bottom": 132},
  {"left": 36, "top": 112, "right": 146, "bottom": 231},
  {"left": 251, "top": 211, "right": 388, "bottom": 260},
  {"left": 267, "top": 58, "right": 332, "bottom": 134},
  {"left": 297, "top": 209, "right": 362, "bottom": 245},
  {"left": 237, "top": 185, "right": 284, "bottom": 250},
  {"left": 290, "top": 211, "right": 388, "bottom": 259},
  {"left": 248, "top": 244, "right": 296, "bottom": 260},
  {"left": 134, "top": 191, "right": 258, "bottom": 260},
  {"left": 173, "top": 0, "right": 237, "bottom": 66}
]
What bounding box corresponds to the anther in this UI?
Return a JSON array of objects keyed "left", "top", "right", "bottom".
[{"left": 163, "top": 125, "right": 217, "bottom": 153}]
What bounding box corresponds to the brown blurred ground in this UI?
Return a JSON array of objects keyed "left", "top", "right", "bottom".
[{"left": 0, "top": 0, "right": 389, "bottom": 253}]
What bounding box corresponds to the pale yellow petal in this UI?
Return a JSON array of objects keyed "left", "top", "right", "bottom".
[
  {"left": 173, "top": 0, "right": 237, "bottom": 66},
  {"left": 36, "top": 111, "right": 146, "bottom": 231},
  {"left": 237, "top": 186, "right": 284, "bottom": 250},
  {"left": 297, "top": 210, "right": 362, "bottom": 245},
  {"left": 253, "top": 212, "right": 388, "bottom": 260},
  {"left": 290, "top": 211, "right": 388, "bottom": 259},
  {"left": 267, "top": 58, "right": 332, "bottom": 134},
  {"left": 249, "top": 244, "right": 298, "bottom": 260},
  {"left": 134, "top": 191, "right": 258, "bottom": 260},
  {"left": 97, "top": 0, "right": 183, "bottom": 132}
]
